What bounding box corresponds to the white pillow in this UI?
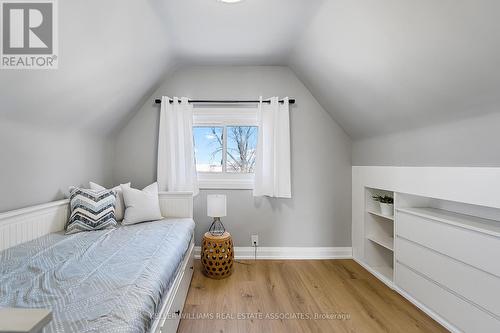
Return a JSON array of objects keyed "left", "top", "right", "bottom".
[
  {"left": 89, "top": 182, "right": 130, "bottom": 222},
  {"left": 121, "top": 182, "right": 163, "bottom": 225}
]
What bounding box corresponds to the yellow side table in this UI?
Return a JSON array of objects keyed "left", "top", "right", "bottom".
[{"left": 201, "top": 231, "right": 234, "bottom": 279}]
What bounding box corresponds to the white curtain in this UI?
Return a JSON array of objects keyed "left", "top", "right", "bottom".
[
  {"left": 157, "top": 96, "right": 199, "bottom": 196},
  {"left": 253, "top": 97, "right": 291, "bottom": 198}
]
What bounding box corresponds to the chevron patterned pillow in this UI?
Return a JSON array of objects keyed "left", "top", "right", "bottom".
[{"left": 66, "top": 187, "right": 117, "bottom": 234}]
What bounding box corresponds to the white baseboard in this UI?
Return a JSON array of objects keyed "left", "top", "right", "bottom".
[{"left": 194, "top": 246, "right": 352, "bottom": 260}]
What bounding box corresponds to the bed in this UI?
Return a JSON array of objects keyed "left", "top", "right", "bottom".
[{"left": 0, "top": 192, "right": 194, "bottom": 333}]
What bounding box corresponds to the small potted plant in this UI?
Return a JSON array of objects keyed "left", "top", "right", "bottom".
[{"left": 372, "top": 195, "right": 394, "bottom": 216}]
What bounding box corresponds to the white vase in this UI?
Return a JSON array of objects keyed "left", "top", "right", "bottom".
[{"left": 380, "top": 203, "right": 394, "bottom": 216}]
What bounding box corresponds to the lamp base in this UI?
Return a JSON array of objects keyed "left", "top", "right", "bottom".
[{"left": 208, "top": 217, "right": 226, "bottom": 236}]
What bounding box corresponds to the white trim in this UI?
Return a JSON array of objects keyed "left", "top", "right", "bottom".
[
  {"left": 194, "top": 246, "right": 352, "bottom": 260},
  {"left": 0, "top": 199, "right": 69, "bottom": 221},
  {"left": 222, "top": 126, "right": 228, "bottom": 172},
  {"left": 197, "top": 176, "right": 254, "bottom": 190}
]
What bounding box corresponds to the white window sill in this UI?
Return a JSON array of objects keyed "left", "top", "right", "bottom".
[{"left": 198, "top": 174, "right": 254, "bottom": 190}]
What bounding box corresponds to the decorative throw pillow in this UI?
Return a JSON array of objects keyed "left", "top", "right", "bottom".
[
  {"left": 66, "top": 187, "right": 117, "bottom": 234},
  {"left": 121, "top": 182, "right": 163, "bottom": 225},
  {"left": 89, "top": 182, "right": 130, "bottom": 222}
]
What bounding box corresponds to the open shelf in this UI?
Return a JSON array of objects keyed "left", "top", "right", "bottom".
[
  {"left": 366, "top": 234, "right": 394, "bottom": 251},
  {"left": 364, "top": 187, "right": 395, "bottom": 284},
  {"left": 354, "top": 258, "right": 394, "bottom": 288},
  {"left": 369, "top": 265, "right": 393, "bottom": 282},
  {"left": 367, "top": 210, "right": 394, "bottom": 221}
]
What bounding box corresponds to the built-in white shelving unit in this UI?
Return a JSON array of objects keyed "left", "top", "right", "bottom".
[
  {"left": 352, "top": 167, "right": 500, "bottom": 333},
  {"left": 364, "top": 187, "right": 395, "bottom": 284}
]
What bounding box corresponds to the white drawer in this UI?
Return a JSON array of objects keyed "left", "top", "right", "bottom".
[
  {"left": 396, "top": 263, "right": 500, "bottom": 333},
  {"left": 396, "top": 237, "right": 500, "bottom": 317},
  {"left": 169, "top": 264, "right": 193, "bottom": 324},
  {"left": 396, "top": 211, "right": 500, "bottom": 277},
  {"left": 160, "top": 245, "right": 195, "bottom": 333}
]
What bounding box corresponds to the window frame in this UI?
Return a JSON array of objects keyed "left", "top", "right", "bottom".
[{"left": 193, "top": 106, "right": 258, "bottom": 190}]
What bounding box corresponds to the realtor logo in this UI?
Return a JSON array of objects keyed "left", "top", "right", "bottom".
[{"left": 1, "top": 0, "right": 58, "bottom": 69}]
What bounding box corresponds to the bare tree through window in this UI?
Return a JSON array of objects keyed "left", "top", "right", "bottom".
[
  {"left": 193, "top": 126, "right": 257, "bottom": 173},
  {"left": 227, "top": 126, "right": 257, "bottom": 173}
]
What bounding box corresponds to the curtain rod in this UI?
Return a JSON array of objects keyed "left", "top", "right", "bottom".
[{"left": 154, "top": 98, "right": 295, "bottom": 105}]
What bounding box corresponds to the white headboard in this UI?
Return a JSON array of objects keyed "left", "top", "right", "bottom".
[
  {"left": 0, "top": 192, "right": 193, "bottom": 252},
  {"left": 158, "top": 191, "right": 193, "bottom": 218}
]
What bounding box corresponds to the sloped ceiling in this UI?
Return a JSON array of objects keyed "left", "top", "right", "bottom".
[
  {"left": 0, "top": 0, "right": 175, "bottom": 135},
  {"left": 161, "top": 0, "right": 324, "bottom": 65},
  {"left": 290, "top": 0, "right": 500, "bottom": 139},
  {"left": 3, "top": 0, "right": 500, "bottom": 139}
]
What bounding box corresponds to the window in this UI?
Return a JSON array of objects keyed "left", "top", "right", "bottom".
[
  {"left": 193, "top": 107, "right": 258, "bottom": 189},
  {"left": 194, "top": 125, "right": 258, "bottom": 173},
  {"left": 226, "top": 126, "right": 258, "bottom": 173},
  {"left": 193, "top": 127, "right": 223, "bottom": 173}
]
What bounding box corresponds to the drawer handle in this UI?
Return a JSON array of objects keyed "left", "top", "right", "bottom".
[{"left": 175, "top": 310, "right": 180, "bottom": 315}]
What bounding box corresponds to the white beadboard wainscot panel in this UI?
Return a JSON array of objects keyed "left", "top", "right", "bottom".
[
  {"left": 0, "top": 200, "right": 69, "bottom": 251},
  {"left": 1, "top": 192, "right": 193, "bottom": 252},
  {"left": 158, "top": 192, "right": 193, "bottom": 218}
]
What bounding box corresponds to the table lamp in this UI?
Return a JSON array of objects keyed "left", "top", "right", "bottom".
[{"left": 207, "top": 194, "right": 227, "bottom": 236}]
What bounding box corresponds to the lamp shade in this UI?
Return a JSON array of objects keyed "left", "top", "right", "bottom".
[{"left": 207, "top": 194, "right": 227, "bottom": 217}]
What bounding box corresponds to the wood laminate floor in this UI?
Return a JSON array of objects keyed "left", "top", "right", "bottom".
[{"left": 178, "top": 259, "right": 448, "bottom": 333}]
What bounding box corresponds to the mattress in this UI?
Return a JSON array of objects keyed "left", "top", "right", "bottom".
[{"left": 0, "top": 218, "right": 195, "bottom": 333}]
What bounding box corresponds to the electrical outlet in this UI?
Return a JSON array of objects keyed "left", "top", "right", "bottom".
[{"left": 251, "top": 235, "right": 259, "bottom": 246}]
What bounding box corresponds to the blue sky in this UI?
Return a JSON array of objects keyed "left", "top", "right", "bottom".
[
  {"left": 193, "top": 127, "right": 222, "bottom": 166},
  {"left": 193, "top": 126, "right": 258, "bottom": 170}
]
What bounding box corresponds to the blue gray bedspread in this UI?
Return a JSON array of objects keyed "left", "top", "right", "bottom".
[{"left": 0, "top": 218, "right": 195, "bottom": 333}]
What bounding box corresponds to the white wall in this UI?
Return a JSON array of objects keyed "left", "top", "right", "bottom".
[
  {"left": 352, "top": 112, "right": 500, "bottom": 166},
  {"left": 113, "top": 66, "right": 352, "bottom": 247},
  {"left": 0, "top": 119, "right": 113, "bottom": 212}
]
